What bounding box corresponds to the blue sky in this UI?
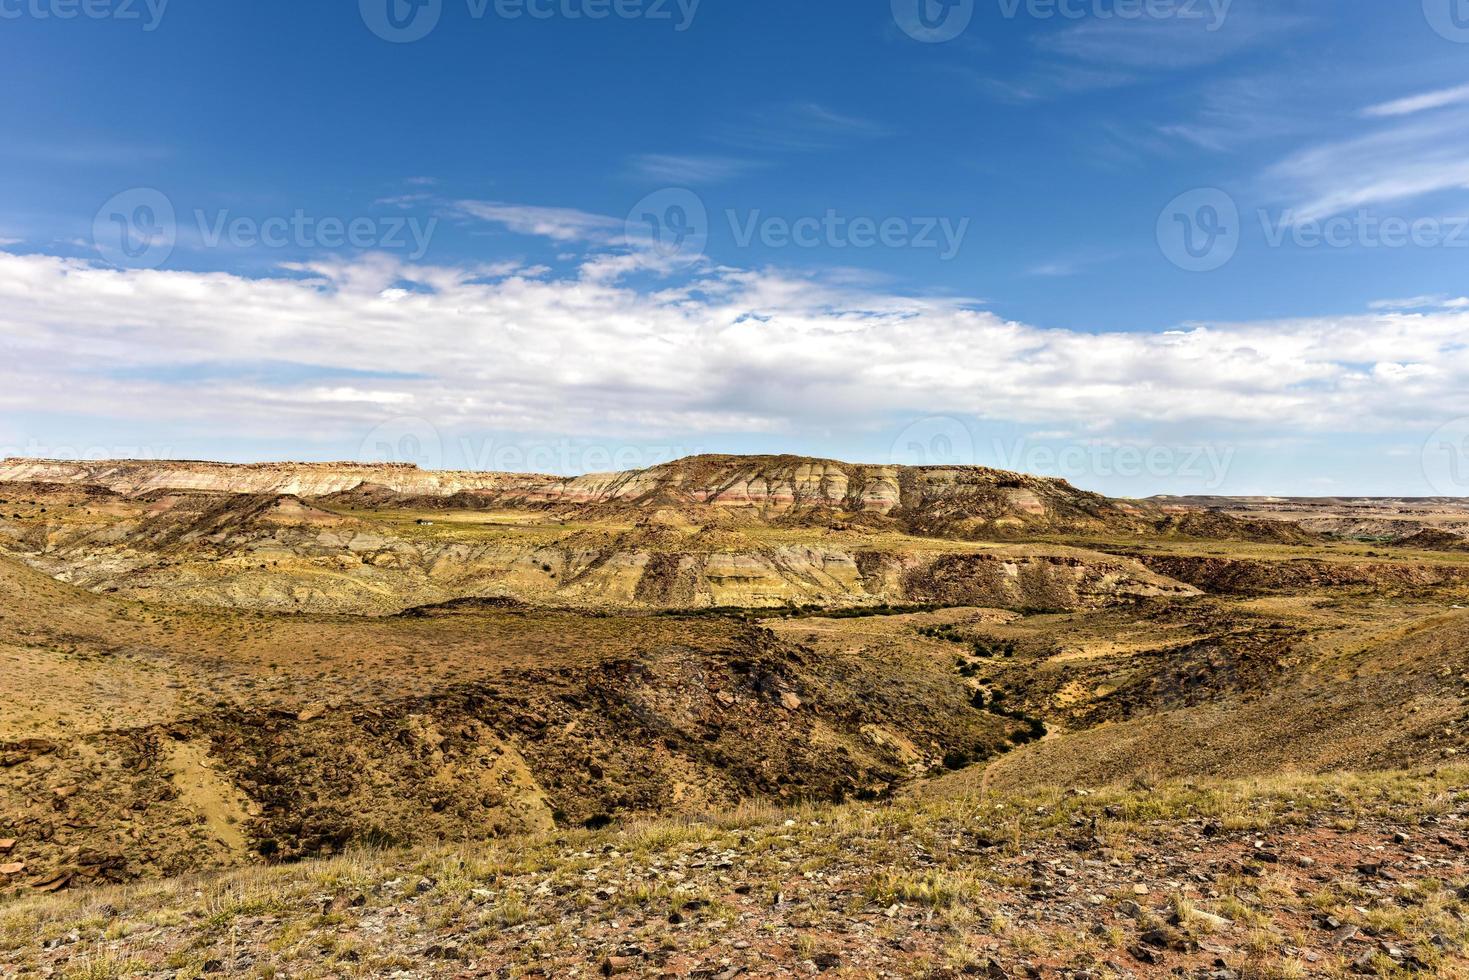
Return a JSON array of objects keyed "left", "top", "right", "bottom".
[{"left": 3, "top": 0, "right": 1469, "bottom": 495}]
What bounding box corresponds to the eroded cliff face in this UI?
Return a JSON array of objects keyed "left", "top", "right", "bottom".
[
  {"left": 0, "top": 454, "right": 1169, "bottom": 535},
  {"left": 0, "top": 457, "right": 553, "bottom": 499},
  {"left": 0, "top": 486, "right": 1194, "bottom": 614},
  {"left": 0, "top": 455, "right": 1232, "bottom": 614}
]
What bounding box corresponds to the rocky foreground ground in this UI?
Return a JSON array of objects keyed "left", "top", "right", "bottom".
[{"left": 3, "top": 767, "right": 1468, "bottom": 979}]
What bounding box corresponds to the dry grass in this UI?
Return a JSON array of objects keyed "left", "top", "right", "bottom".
[{"left": 4, "top": 763, "right": 1466, "bottom": 976}]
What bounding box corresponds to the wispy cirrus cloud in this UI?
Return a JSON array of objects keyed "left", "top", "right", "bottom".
[
  {"left": 1370, "top": 294, "right": 1469, "bottom": 312},
  {"left": 1038, "top": 5, "right": 1305, "bottom": 71},
  {"left": 1158, "top": 73, "right": 1320, "bottom": 151},
  {"left": 1025, "top": 249, "right": 1118, "bottom": 278},
  {"left": 627, "top": 154, "right": 759, "bottom": 184},
  {"left": 1363, "top": 83, "right": 1469, "bottom": 119},
  {"left": 976, "top": 1, "right": 1308, "bottom": 104},
  {"left": 0, "top": 138, "right": 173, "bottom": 166},
  {"left": 1265, "top": 105, "right": 1469, "bottom": 223},
  {"left": 452, "top": 201, "right": 623, "bottom": 244},
  {"left": 966, "top": 63, "right": 1136, "bottom": 103},
  {"left": 714, "top": 102, "right": 888, "bottom": 153}
]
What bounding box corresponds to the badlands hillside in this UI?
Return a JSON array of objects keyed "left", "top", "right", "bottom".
[
  {"left": 1158, "top": 495, "right": 1469, "bottom": 551},
  {"left": 2, "top": 455, "right": 1469, "bottom": 977},
  {"left": 0, "top": 454, "right": 1321, "bottom": 617},
  {"left": 0, "top": 454, "right": 1301, "bottom": 536}
]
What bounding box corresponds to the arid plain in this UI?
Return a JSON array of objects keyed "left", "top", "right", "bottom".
[{"left": 2, "top": 454, "right": 1468, "bottom": 978}]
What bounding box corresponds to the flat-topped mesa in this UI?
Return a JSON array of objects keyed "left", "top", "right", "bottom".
[
  {"left": 0, "top": 453, "right": 1105, "bottom": 520},
  {"left": 0, "top": 457, "right": 553, "bottom": 500},
  {"left": 579, "top": 454, "right": 1105, "bottom": 518}
]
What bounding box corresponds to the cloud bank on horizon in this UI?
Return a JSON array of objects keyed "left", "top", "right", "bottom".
[{"left": 3, "top": 231, "right": 1468, "bottom": 495}]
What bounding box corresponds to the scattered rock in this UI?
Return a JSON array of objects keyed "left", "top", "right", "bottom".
[
  {"left": 1189, "top": 909, "right": 1232, "bottom": 930},
  {"left": 1140, "top": 926, "right": 1193, "bottom": 952},
  {"left": 28, "top": 871, "right": 71, "bottom": 892},
  {"left": 1129, "top": 943, "right": 1164, "bottom": 965},
  {"left": 297, "top": 703, "right": 329, "bottom": 722}
]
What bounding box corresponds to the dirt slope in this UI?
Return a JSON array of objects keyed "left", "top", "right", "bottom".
[
  {"left": 923, "top": 603, "right": 1469, "bottom": 797},
  {"left": 4, "top": 766, "right": 1467, "bottom": 978},
  {"left": 0, "top": 554, "right": 1031, "bottom": 895}
]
